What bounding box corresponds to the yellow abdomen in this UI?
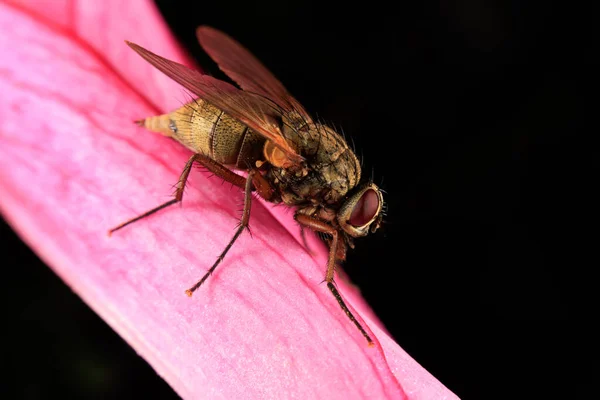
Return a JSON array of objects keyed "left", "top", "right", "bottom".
[{"left": 139, "top": 99, "right": 264, "bottom": 169}]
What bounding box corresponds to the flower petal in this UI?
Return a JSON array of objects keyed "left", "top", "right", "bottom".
[
  {"left": 5, "top": 0, "right": 193, "bottom": 112},
  {"left": 0, "top": 1, "right": 458, "bottom": 399}
]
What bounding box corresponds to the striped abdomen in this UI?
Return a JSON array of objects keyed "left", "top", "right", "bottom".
[{"left": 139, "top": 99, "right": 265, "bottom": 169}]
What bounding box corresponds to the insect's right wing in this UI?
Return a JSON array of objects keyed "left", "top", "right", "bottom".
[
  {"left": 196, "top": 26, "right": 312, "bottom": 124},
  {"left": 126, "top": 41, "right": 303, "bottom": 164}
]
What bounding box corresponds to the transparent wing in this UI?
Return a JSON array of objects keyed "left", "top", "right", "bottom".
[
  {"left": 196, "top": 26, "right": 312, "bottom": 124},
  {"left": 126, "top": 41, "right": 303, "bottom": 163}
]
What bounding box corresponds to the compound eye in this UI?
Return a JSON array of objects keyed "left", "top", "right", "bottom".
[{"left": 349, "top": 189, "right": 380, "bottom": 227}]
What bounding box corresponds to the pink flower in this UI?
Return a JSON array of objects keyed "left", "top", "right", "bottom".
[{"left": 0, "top": 1, "right": 458, "bottom": 398}]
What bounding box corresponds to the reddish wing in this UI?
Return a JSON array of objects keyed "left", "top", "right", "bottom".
[
  {"left": 196, "top": 26, "right": 312, "bottom": 124},
  {"left": 126, "top": 41, "right": 303, "bottom": 163}
]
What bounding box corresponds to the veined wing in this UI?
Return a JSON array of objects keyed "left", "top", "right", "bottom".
[
  {"left": 196, "top": 26, "right": 312, "bottom": 124},
  {"left": 126, "top": 41, "right": 303, "bottom": 164}
]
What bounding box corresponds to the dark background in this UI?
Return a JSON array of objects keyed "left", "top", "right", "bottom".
[{"left": 2, "top": 1, "right": 596, "bottom": 399}]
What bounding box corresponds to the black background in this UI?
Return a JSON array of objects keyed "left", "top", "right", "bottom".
[{"left": 2, "top": 1, "right": 597, "bottom": 399}]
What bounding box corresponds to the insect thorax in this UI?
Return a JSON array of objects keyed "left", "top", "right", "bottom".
[{"left": 269, "top": 122, "right": 361, "bottom": 208}]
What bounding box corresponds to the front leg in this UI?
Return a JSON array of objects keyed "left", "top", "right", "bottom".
[{"left": 294, "top": 214, "right": 374, "bottom": 346}]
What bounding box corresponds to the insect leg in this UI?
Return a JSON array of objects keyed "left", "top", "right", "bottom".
[
  {"left": 248, "top": 168, "right": 275, "bottom": 201},
  {"left": 108, "top": 153, "right": 246, "bottom": 235},
  {"left": 185, "top": 169, "right": 258, "bottom": 296},
  {"left": 299, "top": 226, "right": 317, "bottom": 256},
  {"left": 294, "top": 214, "right": 374, "bottom": 346}
]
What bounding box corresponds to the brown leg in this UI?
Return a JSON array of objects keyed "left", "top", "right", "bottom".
[
  {"left": 249, "top": 169, "right": 275, "bottom": 201},
  {"left": 300, "top": 226, "right": 317, "bottom": 256},
  {"left": 185, "top": 169, "right": 258, "bottom": 296},
  {"left": 108, "top": 153, "right": 246, "bottom": 236},
  {"left": 294, "top": 214, "right": 374, "bottom": 346}
]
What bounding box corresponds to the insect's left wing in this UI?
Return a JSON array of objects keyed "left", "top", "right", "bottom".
[
  {"left": 196, "top": 26, "right": 312, "bottom": 125},
  {"left": 126, "top": 41, "right": 303, "bottom": 164}
]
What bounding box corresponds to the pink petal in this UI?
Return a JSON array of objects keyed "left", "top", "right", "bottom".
[
  {"left": 4, "top": 0, "right": 192, "bottom": 112},
  {"left": 0, "top": 1, "right": 458, "bottom": 399}
]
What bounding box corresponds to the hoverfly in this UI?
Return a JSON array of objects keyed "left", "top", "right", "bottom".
[{"left": 110, "top": 26, "right": 384, "bottom": 345}]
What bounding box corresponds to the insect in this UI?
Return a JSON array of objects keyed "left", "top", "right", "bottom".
[{"left": 110, "top": 26, "right": 384, "bottom": 345}]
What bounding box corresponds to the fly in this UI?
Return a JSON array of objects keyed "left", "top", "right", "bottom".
[{"left": 109, "top": 26, "right": 385, "bottom": 345}]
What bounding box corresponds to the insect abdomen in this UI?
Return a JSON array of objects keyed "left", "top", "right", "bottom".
[{"left": 139, "top": 99, "right": 264, "bottom": 169}]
